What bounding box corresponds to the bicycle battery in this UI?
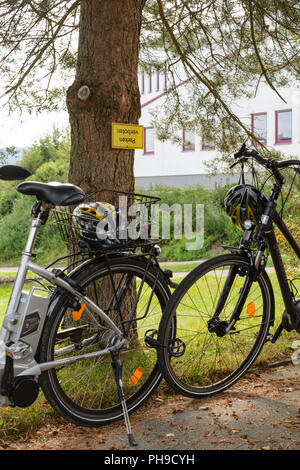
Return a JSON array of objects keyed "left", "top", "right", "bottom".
[{"left": 3, "top": 287, "right": 50, "bottom": 355}]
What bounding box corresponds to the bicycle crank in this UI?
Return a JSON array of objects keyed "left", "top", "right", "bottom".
[
  {"left": 282, "top": 299, "right": 300, "bottom": 334},
  {"left": 144, "top": 329, "right": 158, "bottom": 348}
]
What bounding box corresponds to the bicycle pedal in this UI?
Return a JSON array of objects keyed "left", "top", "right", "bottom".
[
  {"left": 144, "top": 329, "right": 158, "bottom": 349},
  {"left": 168, "top": 338, "right": 186, "bottom": 357}
]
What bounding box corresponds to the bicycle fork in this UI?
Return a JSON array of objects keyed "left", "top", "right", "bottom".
[{"left": 207, "top": 264, "right": 255, "bottom": 337}]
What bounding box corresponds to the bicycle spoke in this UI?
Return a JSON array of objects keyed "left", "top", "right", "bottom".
[{"left": 159, "top": 255, "right": 272, "bottom": 396}]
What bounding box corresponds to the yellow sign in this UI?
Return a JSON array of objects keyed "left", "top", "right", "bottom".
[{"left": 111, "top": 123, "right": 144, "bottom": 149}]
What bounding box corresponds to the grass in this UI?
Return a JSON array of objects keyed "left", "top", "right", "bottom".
[
  {"left": 165, "top": 272, "right": 298, "bottom": 389},
  {"left": 0, "top": 276, "right": 165, "bottom": 443},
  {"left": 0, "top": 283, "right": 57, "bottom": 443},
  {"left": 0, "top": 256, "right": 288, "bottom": 281},
  {"left": 0, "top": 267, "right": 298, "bottom": 443}
]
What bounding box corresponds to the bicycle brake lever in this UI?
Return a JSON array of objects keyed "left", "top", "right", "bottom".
[
  {"left": 229, "top": 157, "right": 247, "bottom": 169},
  {"left": 234, "top": 143, "right": 247, "bottom": 158}
]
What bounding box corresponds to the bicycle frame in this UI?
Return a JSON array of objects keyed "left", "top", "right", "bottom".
[
  {"left": 209, "top": 210, "right": 300, "bottom": 338},
  {"left": 0, "top": 212, "right": 126, "bottom": 406},
  {"left": 266, "top": 212, "right": 300, "bottom": 329}
]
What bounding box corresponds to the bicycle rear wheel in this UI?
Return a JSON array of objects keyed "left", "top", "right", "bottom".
[
  {"left": 38, "top": 255, "right": 171, "bottom": 426},
  {"left": 157, "top": 253, "right": 274, "bottom": 398}
]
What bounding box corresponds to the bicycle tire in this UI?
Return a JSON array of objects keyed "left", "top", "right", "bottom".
[
  {"left": 157, "top": 253, "right": 274, "bottom": 398},
  {"left": 38, "top": 255, "right": 171, "bottom": 426}
]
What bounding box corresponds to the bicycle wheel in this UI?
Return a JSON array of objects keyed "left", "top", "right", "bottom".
[
  {"left": 38, "top": 255, "right": 171, "bottom": 426},
  {"left": 157, "top": 253, "right": 274, "bottom": 398}
]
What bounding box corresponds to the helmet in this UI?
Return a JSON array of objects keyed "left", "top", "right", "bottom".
[
  {"left": 73, "top": 202, "right": 117, "bottom": 245},
  {"left": 224, "top": 184, "right": 268, "bottom": 231}
]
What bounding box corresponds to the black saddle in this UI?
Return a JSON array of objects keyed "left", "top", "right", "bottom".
[
  {"left": 0, "top": 165, "right": 31, "bottom": 181},
  {"left": 17, "top": 181, "right": 85, "bottom": 206}
]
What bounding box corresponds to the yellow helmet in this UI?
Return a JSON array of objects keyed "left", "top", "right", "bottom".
[
  {"left": 73, "top": 202, "right": 116, "bottom": 246},
  {"left": 74, "top": 202, "right": 116, "bottom": 220},
  {"left": 224, "top": 184, "right": 268, "bottom": 231}
]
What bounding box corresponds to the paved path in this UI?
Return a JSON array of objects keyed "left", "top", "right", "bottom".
[
  {"left": 10, "top": 361, "right": 300, "bottom": 452},
  {"left": 96, "top": 361, "right": 300, "bottom": 451}
]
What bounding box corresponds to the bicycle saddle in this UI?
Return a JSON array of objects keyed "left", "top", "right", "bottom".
[
  {"left": 0, "top": 165, "right": 31, "bottom": 180},
  {"left": 17, "top": 181, "right": 85, "bottom": 206}
]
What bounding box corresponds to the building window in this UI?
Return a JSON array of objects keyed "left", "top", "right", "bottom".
[
  {"left": 201, "top": 134, "right": 215, "bottom": 150},
  {"left": 140, "top": 71, "right": 145, "bottom": 94},
  {"left": 148, "top": 67, "right": 152, "bottom": 93},
  {"left": 201, "top": 122, "right": 215, "bottom": 150},
  {"left": 275, "top": 109, "right": 292, "bottom": 144},
  {"left": 164, "top": 63, "right": 168, "bottom": 90},
  {"left": 183, "top": 128, "right": 195, "bottom": 151},
  {"left": 251, "top": 113, "right": 267, "bottom": 145},
  {"left": 144, "top": 127, "right": 154, "bottom": 154},
  {"left": 202, "top": 140, "right": 214, "bottom": 150}
]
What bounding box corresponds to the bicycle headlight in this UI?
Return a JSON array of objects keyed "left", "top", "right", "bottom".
[{"left": 244, "top": 219, "right": 253, "bottom": 231}]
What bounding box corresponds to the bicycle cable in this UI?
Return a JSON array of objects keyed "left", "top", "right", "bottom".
[{"left": 279, "top": 167, "right": 298, "bottom": 218}]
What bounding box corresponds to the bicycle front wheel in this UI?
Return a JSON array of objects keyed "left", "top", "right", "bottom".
[
  {"left": 157, "top": 253, "right": 274, "bottom": 398},
  {"left": 38, "top": 255, "right": 171, "bottom": 426}
]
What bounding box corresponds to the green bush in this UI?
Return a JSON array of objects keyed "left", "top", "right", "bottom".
[
  {"left": 0, "top": 126, "right": 69, "bottom": 263},
  {"left": 0, "top": 194, "right": 66, "bottom": 262},
  {"left": 0, "top": 128, "right": 245, "bottom": 263},
  {"left": 140, "top": 184, "right": 242, "bottom": 261}
]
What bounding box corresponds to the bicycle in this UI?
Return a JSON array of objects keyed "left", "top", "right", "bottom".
[
  {"left": 0, "top": 166, "right": 176, "bottom": 446},
  {"left": 157, "top": 143, "right": 300, "bottom": 398}
]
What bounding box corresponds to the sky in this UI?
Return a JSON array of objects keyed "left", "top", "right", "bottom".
[{"left": 0, "top": 109, "right": 69, "bottom": 149}]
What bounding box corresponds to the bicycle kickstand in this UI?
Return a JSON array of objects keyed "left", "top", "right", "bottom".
[{"left": 111, "top": 351, "right": 138, "bottom": 447}]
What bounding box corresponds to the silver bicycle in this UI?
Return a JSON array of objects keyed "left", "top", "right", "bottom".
[{"left": 0, "top": 165, "right": 175, "bottom": 446}]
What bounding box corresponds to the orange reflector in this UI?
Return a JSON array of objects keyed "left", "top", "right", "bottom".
[
  {"left": 129, "top": 367, "right": 144, "bottom": 386},
  {"left": 72, "top": 303, "right": 86, "bottom": 321},
  {"left": 247, "top": 302, "right": 256, "bottom": 318}
]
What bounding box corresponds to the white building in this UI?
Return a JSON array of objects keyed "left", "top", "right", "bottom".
[{"left": 134, "top": 68, "right": 300, "bottom": 189}]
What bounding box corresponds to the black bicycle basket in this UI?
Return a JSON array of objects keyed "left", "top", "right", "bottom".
[{"left": 52, "top": 188, "right": 162, "bottom": 253}]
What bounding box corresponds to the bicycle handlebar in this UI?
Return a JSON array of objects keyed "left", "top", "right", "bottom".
[{"left": 232, "top": 143, "right": 300, "bottom": 176}]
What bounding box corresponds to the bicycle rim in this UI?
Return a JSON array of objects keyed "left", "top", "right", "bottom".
[
  {"left": 158, "top": 254, "right": 273, "bottom": 398},
  {"left": 39, "top": 258, "right": 170, "bottom": 426}
]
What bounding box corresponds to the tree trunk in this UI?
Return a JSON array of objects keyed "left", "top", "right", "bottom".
[
  {"left": 67, "top": 0, "right": 144, "bottom": 196},
  {"left": 66, "top": 0, "right": 145, "bottom": 336}
]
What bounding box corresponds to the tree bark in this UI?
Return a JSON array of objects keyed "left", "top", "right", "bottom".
[
  {"left": 66, "top": 1, "right": 145, "bottom": 334},
  {"left": 67, "top": 0, "right": 145, "bottom": 197}
]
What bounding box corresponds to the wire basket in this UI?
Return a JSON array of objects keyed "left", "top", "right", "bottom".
[{"left": 52, "top": 188, "right": 162, "bottom": 253}]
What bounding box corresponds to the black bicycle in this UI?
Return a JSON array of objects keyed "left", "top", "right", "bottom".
[{"left": 157, "top": 143, "right": 300, "bottom": 398}]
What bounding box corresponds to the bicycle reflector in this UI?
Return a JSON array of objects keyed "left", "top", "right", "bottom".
[
  {"left": 247, "top": 302, "right": 256, "bottom": 318},
  {"left": 72, "top": 302, "right": 86, "bottom": 321},
  {"left": 129, "top": 367, "right": 144, "bottom": 386}
]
